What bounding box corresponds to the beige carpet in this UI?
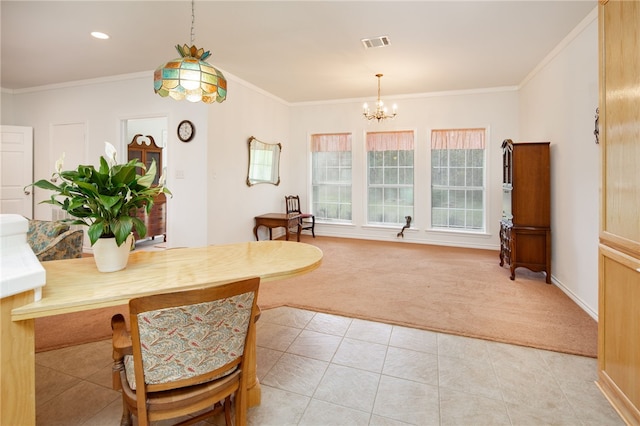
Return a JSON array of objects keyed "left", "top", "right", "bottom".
[
  {"left": 258, "top": 236, "right": 597, "bottom": 357},
  {"left": 35, "top": 236, "right": 597, "bottom": 357}
]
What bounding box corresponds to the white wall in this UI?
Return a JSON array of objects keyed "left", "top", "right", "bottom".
[
  {"left": 206, "top": 79, "right": 291, "bottom": 244},
  {"left": 1, "top": 90, "right": 15, "bottom": 124},
  {"left": 8, "top": 73, "right": 210, "bottom": 248},
  {"left": 290, "top": 89, "right": 519, "bottom": 250},
  {"left": 518, "top": 10, "right": 599, "bottom": 317}
]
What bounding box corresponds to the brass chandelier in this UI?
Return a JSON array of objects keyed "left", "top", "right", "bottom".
[{"left": 363, "top": 74, "right": 397, "bottom": 122}]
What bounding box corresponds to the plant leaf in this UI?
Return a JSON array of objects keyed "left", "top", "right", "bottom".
[
  {"left": 87, "top": 220, "right": 105, "bottom": 245},
  {"left": 28, "top": 179, "right": 60, "bottom": 191},
  {"left": 131, "top": 216, "right": 147, "bottom": 238},
  {"left": 112, "top": 164, "right": 136, "bottom": 187},
  {"left": 97, "top": 194, "right": 122, "bottom": 210},
  {"left": 137, "top": 159, "right": 156, "bottom": 188},
  {"left": 113, "top": 216, "right": 134, "bottom": 246},
  {"left": 99, "top": 157, "right": 109, "bottom": 175}
]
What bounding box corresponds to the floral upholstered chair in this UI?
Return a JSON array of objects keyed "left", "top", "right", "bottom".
[
  {"left": 111, "top": 277, "right": 261, "bottom": 426},
  {"left": 26, "top": 219, "right": 84, "bottom": 261}
]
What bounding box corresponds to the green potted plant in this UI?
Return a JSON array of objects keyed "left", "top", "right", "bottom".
[{"left": 28, "top": 142, "right": 171, "bottom": 272}]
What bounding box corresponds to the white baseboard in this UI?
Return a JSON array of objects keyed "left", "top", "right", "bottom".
[{"left": 552, "top": 275, "right": 598, "bottom": 321}]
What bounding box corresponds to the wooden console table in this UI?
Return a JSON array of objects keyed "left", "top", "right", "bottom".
[
  {"left": 3, "top": 241, "right": 322, "bottom": 425},
  {"left": 254, "top": 213, "right": 301, "bottom": 242}
]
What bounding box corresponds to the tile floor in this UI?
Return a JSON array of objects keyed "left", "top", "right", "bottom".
[{"left": 35, "top": 306, "right": 624, "bottom": 426}]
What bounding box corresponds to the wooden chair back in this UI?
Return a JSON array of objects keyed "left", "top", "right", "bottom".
[
  {"left": 284, "top": 195, "right": 316, "bottom": 237},
  {"left": 114, "top": 277, "right": 260, "bottom": 425},
  {"left": 285, "top": 195, "right": 302, "bottom": 214}
]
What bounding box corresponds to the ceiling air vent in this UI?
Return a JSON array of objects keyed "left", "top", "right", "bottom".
[{"left": 361, "top": 36, "right": 391, "bottom": 49}]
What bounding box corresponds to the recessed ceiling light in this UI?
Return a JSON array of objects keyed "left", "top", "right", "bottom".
[{"left": 91, "top": 31, "right": 110, "bottom": 40}]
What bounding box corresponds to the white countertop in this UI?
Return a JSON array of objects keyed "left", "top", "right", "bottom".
[{"left": 0, "top": 214, "right": 45, "bottom": 300}]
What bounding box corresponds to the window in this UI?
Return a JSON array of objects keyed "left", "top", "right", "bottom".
[
  {"left": 311, "top": 133, "right": 352, "bottom": 222},
  {"left": 431, "top": 128, "right": 486, "bottom": 231},
  {"left": 367, "top": 131, "right": 414, "bottom": 225}
]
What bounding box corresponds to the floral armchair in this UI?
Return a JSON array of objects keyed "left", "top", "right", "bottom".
[{"left": 27, "top": 219, "right": 84, "bottom": 261}]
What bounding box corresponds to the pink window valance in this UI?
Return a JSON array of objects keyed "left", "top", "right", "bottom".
[
  {"left": 366, "top": 131, "right": 414, "bottom": 151},
  {"left": 311, "top": 133, "right": 352, "bottom": 152},
  {"left": 431, "top": 128, "right": 486, "bottom": 149}
]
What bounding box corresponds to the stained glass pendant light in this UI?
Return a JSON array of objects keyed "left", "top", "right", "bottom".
[{"left": 153, "top": 1, "right": 227, "bottom": 103}]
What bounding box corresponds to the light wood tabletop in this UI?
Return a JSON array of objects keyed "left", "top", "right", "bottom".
[
  {"left": 12, "top": 240, "right": 323, "bottom": 321},
  {"left": 3, "top": 240, "right": 322, "bottom": 425}
]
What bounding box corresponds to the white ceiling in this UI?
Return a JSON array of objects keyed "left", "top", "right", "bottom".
[{"left": 1, "top": 1, "right": 597, "bottom": 103}]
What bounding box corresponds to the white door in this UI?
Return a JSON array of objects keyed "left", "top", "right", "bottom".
[{"left": 0, "top": 126, "right": 34, "bottom": 217}]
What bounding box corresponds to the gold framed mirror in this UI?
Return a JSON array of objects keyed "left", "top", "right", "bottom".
[{"left": 247, "top": 136, "right": 281, "bottom": 186}]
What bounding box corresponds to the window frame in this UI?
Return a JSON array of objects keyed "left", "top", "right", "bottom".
[
  {"left": 365, "top": 130, "right": 415, "bottom": 226},
  {"left": 310, "top": 133, "right": 353, "bottom": 223},
  {"left": 429, "top": 128, "right": 487, "bottom": 232}
]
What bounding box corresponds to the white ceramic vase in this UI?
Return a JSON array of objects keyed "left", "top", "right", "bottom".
[{"left": 92, "top": 234, "right": 134, "bottom": 273}]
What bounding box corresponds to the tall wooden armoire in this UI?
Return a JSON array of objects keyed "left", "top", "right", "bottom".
[
  {"left": 597, "top": 1, "right": 640, "bottom": 424},
  {"left": 499, "top": 140, "right": 551, "bottom": 283},
  {"left": 127, "top": 134, "right": 167, "bottom": 242}
]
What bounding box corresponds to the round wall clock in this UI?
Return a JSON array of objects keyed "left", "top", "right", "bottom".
[{"left": 177, "top": 120, "right": 195, "bottom": 142}]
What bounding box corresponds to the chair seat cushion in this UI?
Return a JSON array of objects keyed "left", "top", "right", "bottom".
[{"left": 123, "top": 355, "right": 238, "bottom": 390}]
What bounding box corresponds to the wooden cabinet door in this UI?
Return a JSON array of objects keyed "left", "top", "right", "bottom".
[
  {"left": 511, "top": 143, "right": 550, "bottom": 228},
  {"left": 128, "top": 134, "right": 163, "bottom": 182},
  {"left": 597, "top": 1, "right": 640, "bottom": 424},
  {"left": 599, "top": 1, "right": 640, "bottom": 253}
]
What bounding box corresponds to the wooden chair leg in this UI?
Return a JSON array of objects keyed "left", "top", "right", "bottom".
[
  {"left": 120, "top": 397, "right": 132, "bottom": 426},
  {"left": 224, "top": 396, "right": 232, "bottom": 426},
  {"left": 234, "top": 382, "right": 247, "bottom": 426}
]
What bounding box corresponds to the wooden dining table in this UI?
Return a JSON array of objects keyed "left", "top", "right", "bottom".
[{"left": 2, "top": 240, "right": 323, "bottom": 425}]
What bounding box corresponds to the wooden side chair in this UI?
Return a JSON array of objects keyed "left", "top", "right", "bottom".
[
  {"left": 110, "top": 277, "right": 261, "bottom": 426},
  {"left": 285, "top": 195, "right": 315, "bottom": 237}
]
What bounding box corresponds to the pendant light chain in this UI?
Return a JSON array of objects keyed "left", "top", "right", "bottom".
[{"left": 190, "top": 0, "right": 195, "bottom": 45}]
